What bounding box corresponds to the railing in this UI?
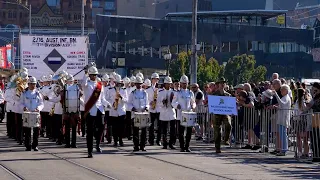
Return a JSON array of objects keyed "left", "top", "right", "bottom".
[{"left": 194, "top": 105, "right": 320, "bottom": 162}]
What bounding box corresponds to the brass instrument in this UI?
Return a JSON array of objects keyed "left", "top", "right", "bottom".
[
  {"left": 151, "top": 88, "right": 158, "bottom": 110},
  {"left": 10, "top": 71, "right": 28, "bottom": 97},
  {"left": 49, "top": 105, "right": 55, "bottom": 116},
  {"left": 113, "top": 87, "right": 120, "bottom": 110}
]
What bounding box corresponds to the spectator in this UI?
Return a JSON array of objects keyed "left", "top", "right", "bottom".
[
  {"left": 191, "top": 83, "right": 204, "bottom": 105},
  {"left": 290, "top": 81, "right": 297, "bottom": 102},
  {"left": 294, "top": 88, "right": 309, "bottom": 158},
  {"left": 272, "top": 84, "right": 292, "bottom": 156},
  {"left": 307, "top": 82, "right": 320, "bottom": 162},
  {"left": 272, "top": 73, "right": 279, "bottom": 81}
]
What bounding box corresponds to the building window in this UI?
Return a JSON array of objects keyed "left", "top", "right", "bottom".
[
  {"left": 8, "top": 10, "right": 12, "bottom": 18},
  {"left": 104, "top": 2, "right": 115, "bottom": 10},
  {"left": 104, "top": 12, "right": 112, "bottom": 15},
  {"left": 74, "top": 14, "right": 77, "bottom": 20},
  {"left": 13, "top": 11, "right": 16, "bottom": 18},
  {"left": 92, "top": 1, "right": 100, "bottom": 8},
  {"left": 140, "top": 0, "right": 145, "bottom": 7},
  {"left": 78, "top": 14, "right": 81, "bottom": 20},
  {"left": 85, "top": 14, "right": 87, "bottom": 20}
]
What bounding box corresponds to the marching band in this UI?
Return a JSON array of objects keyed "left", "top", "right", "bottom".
[{"left": 1, "top": 64, "right": 200, "bottom": 157}]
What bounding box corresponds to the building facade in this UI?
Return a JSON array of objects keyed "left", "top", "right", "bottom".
[
  {"left": 0, "top": 0, "right": 93, "bottom": 29},
  {"left": 95, "top": 10, "right": 314, "bottom": 78}
]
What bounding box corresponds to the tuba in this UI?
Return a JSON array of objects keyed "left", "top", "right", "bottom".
[
  {"left": 49, "top": 71, "right": 68, "bottom": 116},
  {"left": 10, "top": 69, "right": 28, "bottom": 97},
  {"left": 113, "top": 87, "right": 120, "bottom": 110}
]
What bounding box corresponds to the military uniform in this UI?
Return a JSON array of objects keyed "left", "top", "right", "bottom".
[{"left": 212, "top": 90, "right": 232, "bottom": 152}]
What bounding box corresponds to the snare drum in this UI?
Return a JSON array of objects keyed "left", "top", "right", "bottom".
[
  {"left": 22, "top": 112, "right": 41, "bottom": 128},
  {"left": 134, "top": 112, "right": 150, "bottom": 128},
  {"left": 181, "top": 111, "right": 197, "bottom": 127},
  {"left": 65, "top": 84, "right": 80, "bottom": 113}
]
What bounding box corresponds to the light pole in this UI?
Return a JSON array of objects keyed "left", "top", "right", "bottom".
[
  {"left": 112, "top": 58, "right": 116, "bottom": 71},
  {"left": 190, "top": 0, "right": 198, "bottom": 84},
  {"left": 0, "top": 1, "right": 32, "bottom": 34},
  {"left": 164, "top": 51, "right": 172, "bottom": 76},
  {"left": 81, "top": 0, "right": 84, "bottom": 36}
]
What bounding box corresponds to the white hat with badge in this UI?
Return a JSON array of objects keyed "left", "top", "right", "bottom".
[
  {"left": 135, "top": 76, "right": 143, "bottom": 84},
  {"left": 164, "top": 76, "right": 172, "bottom": 84},
  {"left": 144, "top": 78, "right": 151, "bottom": 86},
  {"left": 28, "top": 76, "right": 37, "bottom": 84},
  {"left": 179, "top": 75, "right": 189, "bottom": 83}
]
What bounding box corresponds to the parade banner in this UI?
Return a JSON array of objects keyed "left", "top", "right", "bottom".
[
  {"left": 207, "top": 95, "right": 238, "bottom": 115},
  {"left": 20, "top": 35, "right": 88, "bottom": 79}
]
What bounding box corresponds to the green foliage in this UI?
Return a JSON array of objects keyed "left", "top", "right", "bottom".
[
  {"left": 169, "top": 52, "right": 267, "bottom": 86},
  {"left": 224, "top": 54, "right": 267, "bottom": 85}
]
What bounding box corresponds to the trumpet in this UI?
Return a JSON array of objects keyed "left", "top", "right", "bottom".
[
  {"left": 113, "top": 87, "right": 120, "bottom": 110},
  {"left": 151, "top": 88, "right": 158, "bottom": 110}
]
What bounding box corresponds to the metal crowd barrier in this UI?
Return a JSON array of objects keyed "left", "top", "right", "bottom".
[{"left": 194, "top": 105, "right": 320, "bottom": 162}]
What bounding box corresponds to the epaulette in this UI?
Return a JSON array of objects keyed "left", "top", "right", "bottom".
[
  {"left": 159, "top": 89, "right": 164, "bottom": 92},
  {"left": 109, "top": 87, "right": 113, "bottom": 90},
  {"left": 131, "top": 89, "right": 137, "bottom": 93}
]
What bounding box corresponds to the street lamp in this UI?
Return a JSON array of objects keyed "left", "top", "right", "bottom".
[
  {"left": 164, "top": 51, "right": 172, "bottom": 76},
  {"left": 0, "top": 1, "right": 32, "bottom": 34},
  {"left": 112, "top": 58, "right": 116, "bottom": 70}
]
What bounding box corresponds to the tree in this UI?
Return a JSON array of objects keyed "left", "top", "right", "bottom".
[
  {"left": 224, "top": 54, "right": 267, "bottom": 85},
  {"left": 250, "top": 65, "right": 267, "bottom": 83},
  {"left": 169, "top": 51, "right": 190, "bottom": 81}
]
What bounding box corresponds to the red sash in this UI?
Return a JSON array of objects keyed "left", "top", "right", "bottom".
[{"left": 84, "top": 81, "right": 102, "bottom": 118}]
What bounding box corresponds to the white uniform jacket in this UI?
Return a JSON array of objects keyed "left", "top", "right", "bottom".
[
  {"left": 4, "top": 88, "right": 16, "bottom": 112},
  {"left": 13, "top": 92, "right": 23, "bottom": 114},
  {"left": 145, "top": 85, "right": 159, "bottom": 113},
  {"left": 81, "top": 74, "right": 111, "bottom": 116},
  {"left": 127, "top": 88, "right": 149, "bottom": 119},
  {"left": 108, "top": 87, "right": 128, "bottom": 117},
  {"left": 40, "top": 85, "right": 54, "bottom": 112},
  {"left": 124, "top": 87, "right": 132, "bottom": 111},
  {"left": 171, "top": 89, "right": 196, "bottom": 120},
  {"left": 157, "top": 89, "right": 176, "bottom": 121},
  {"left": 104, "top": 85, "right": 111, "bottom": 111},
  {"left": 20, "top": 89, "right": 44, "bottom": 112},
  {"left": 47, "top": 92, "right": 63, "bottom": 115}
]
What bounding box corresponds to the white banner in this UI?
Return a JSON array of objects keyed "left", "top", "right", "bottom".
[
  {"left": 208, "top": 95, "right": 238, "bottom": 116},
  {"left": 20, "top": 35, "right": 88, "bottom": 79}
]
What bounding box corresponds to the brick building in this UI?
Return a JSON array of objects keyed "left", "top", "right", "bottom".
[{"left": 0, "top": 0, "right": 93, "bottom": 29}]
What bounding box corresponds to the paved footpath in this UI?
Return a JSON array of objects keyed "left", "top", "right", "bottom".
[{"left": 0, "top": 122, "right": 319, "bottom": 180}]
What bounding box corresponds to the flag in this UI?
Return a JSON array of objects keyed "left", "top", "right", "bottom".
[{"left": 48, "top": 57, "right": 62, "bottom": 64}]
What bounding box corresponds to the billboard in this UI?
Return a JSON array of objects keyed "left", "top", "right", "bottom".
[
  {"left": 20, "top": 35, "right": 88, "bottom": 79},
  {"left": 0, "top": 47, "right": 7, "bottom": 68}
]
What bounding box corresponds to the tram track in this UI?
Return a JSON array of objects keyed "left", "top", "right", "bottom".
[{"left": 0, "top": 163, "right": 25, "bottom": 180}]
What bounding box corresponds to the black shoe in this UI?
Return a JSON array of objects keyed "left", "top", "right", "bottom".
[
  {"left": 149, "top": 142, "right": 154, "bottom": 146},
  {"left": 96, "top": 147, "right": 102, "bottom": 153},
  {"left": 241, "top": 145, "right": 252, "bottom": 149},
  {"left": 128, "top": 137, "right": 132, "bottom": 140},
  {"left": 133, "top": 147, "right": 139, "bottom": 152},
  {"left": 88, "top": 153, "right": 93, "bottom": 158},
  {"left": 251, "top": 145, "right": 261, "bottom": 150},
  {"left": 82, "top": 134, "right": 85, "bottom": 137},
  {"left": 106, "top": 141, "right": 112, "bottom": 144},
  {"left": 270, "top": 150, "right": 280, "bottom": 155},
  {"left": 156, "top": 141, "right": 162, "bottom": 146},
  {"left": 33, "top": 147, "right": 39, "bottom": 151},
  {"left": 119, "top": 141, "right": 124, "bottom": 147},
  {"left": 216, "top": 149, "right": 222, "bottom": 153},
  {"left": 180, "top": 148, "right": 185, "bottom": 152},
  {"left": 25, "top": 148, "right": 31, "bottom": 151},
  {"left": 71, "top": 144, "right": 77, "bottom": 148},
  {"left": 169, "top": 145, "right": 176, "bottom": 150},
  {"left": 140, "top": 147, "right": 146, "bottom": 151},
  {"left": 185, "top": 148, "right": 191, "bottom": 152},
  {"left": 19, "top": 142, "right": 23, "bottom": 145},
  {"left": 52, "top": 139, "right": 56, "bottom": 142},
  {"left": 64, "top": 144, "right": 70, "bottom": 148},
  {"left": 56, "top": 141, "right": 62, "bottom": 145},
  {"left": 113, "top": 143, "right": 118, "bottom": 147},
  {"left": 162, "top": 146, "right": 167, "bottom": 149}
]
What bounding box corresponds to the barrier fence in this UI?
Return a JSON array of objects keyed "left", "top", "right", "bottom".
[{"left": 194, "top": 105, "right": 320, "bottom": 162}]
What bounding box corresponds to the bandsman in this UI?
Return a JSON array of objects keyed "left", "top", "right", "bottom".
[
  {"left": 157, "top": 76, "right": 176, "bottom": 149},
  {"left": 127, "top": 76, "right": 149, "bottom": 151},
  {"left": 82, "top": 66, "right": 111, "bottom": 158},
  {"left": 172, "top": 75, "right": 196, "bottom": 152},
  {"left": 108, "top": 74, "right": 128, "bottom": 146},
  {"left": 123, "top": 76, "right": 132, "bottom": 140},
  {"left": 21, "top": 77, "right": 44, "bottom": 151},
  {"left": 101, "top": 73, "right": 110, "bottom": 142},
  {"left": 4, "top": 82, "right": 16, "bottom": 139},
  {"left": 40, "top": 75, "right": 54, "bottom": 138},
  {"left": 146, "top": 72, "right": 161, "bottom": 146}
]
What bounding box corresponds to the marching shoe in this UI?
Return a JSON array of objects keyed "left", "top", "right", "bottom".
[
  {"left": 119, "top": 140, "right": 124, "bottom": 147},
  {"left": 88, "top": 153, "right": 93, "bottom": 158},
  {"left": 185, "top": 148, "right": 192, "bottom": 153},
  {"left": 162, "top": 146, "right": 167, "bottom": 149},
  {"left": 133, "top": 147, "right": 139, "bottom": 152},
  {"left": 180, "top": 148, "right": 185, "bottom": 152},
  {"left": 25, "top": 148, "right": 31, "bottom": 151},
  {"left": 113, "top": 143, "right": 118, "bottom": 147},
  {"left": 140, "top": 147, "right": 147, "bottom": 152},
  {"left": 71, "top": 144, "right": 77, "bottom": 148},
  {"left": 33, "top": 147, "right": 39, "bottom": 151},
  {"left": 156, "top": 141, "right": 162, "bottom": 146},
  {"left": 64, "top": 144, "right": 71, "bottom": 148},
  {"left": 96, "top": 147, "right": 102, "bottom": 153},
  {"left": 169, "top": 144, "right": 176, "bottom": 150},
  {"left": 216, "top": 149, "right": 222, "bottom": 153}
]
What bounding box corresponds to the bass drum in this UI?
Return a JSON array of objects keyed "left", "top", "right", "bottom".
[{"left": 65, "top": 84, "right": 80, "bottom": 113}]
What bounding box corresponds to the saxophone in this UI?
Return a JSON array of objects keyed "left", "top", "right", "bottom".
[
  {"left": 113, "top": 87, "right": 120, "bottom": 110},
  {"left": 151, "top": 88, "right": 158, "bottom": 110},
  {"left": 15, "top": 77, "right": 26, "bottom": 97},
  {"left": 49, "top": 105, "right": 55, "bottom": 116}
]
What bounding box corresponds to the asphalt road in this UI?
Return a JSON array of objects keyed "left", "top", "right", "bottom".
[{"left": 0, "top": 121, "right": 319, "bottom": 180}]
